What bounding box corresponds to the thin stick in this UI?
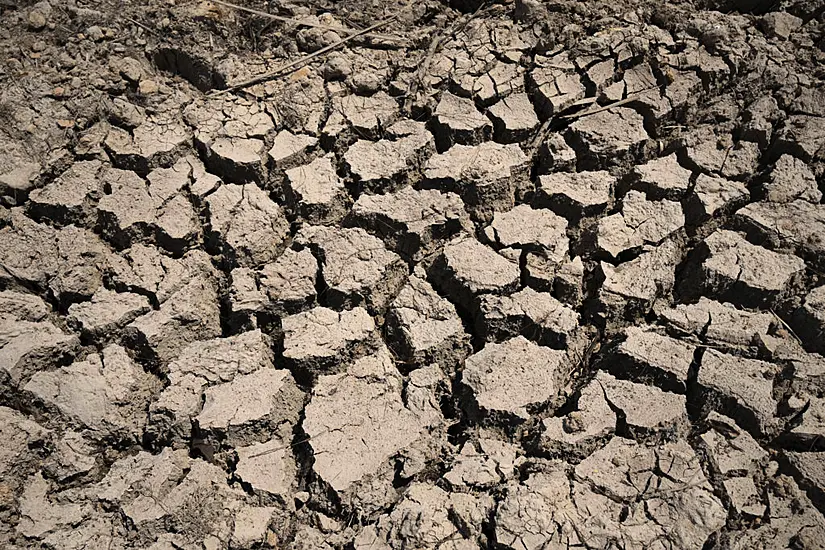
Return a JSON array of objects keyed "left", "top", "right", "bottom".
[
  {"left": 770, "top": 308, "right": 804, "bottom": 346},
  {"left": 403, "top": 29, "right": 446, "bottom": 114},
  {"left": 128, "top": 17, "right": 158, "bottom": 36},
  {"left": 525, "top": 117, "right": 552, "bottom": 156},
  {"left": 559, "top": 86, "right": 659, "bottom": 120},
  {"left": 209, "top": 0, "right": 401, "bottom": 42},
  {"left": 569, "top": 96, "right": 598, "bottom": 107},
  {"left": 210, "top": 13, "right": 400, "bottom": 97}
]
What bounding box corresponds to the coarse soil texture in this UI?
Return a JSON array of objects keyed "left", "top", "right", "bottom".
[{"left": 1, "top": 0, "right": 825, "bottom": 548}]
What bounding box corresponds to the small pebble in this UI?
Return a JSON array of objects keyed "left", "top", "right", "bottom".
[
  {"left": 28, "top": 10, "right": 47, "bottom": 31},
  {"left": 138, "top": 79, "right": 159, "bottom": 95},
  {"left": 87, "top": 26, "right": 105, "bottom": 41}
]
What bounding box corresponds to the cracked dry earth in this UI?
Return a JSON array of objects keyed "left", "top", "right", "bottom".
[{"left": 2, "top": 0, "right": 825, "bottom": 549}]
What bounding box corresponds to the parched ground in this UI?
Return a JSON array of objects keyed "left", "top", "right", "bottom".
[{"left": 1, "top": 0, "right": 825, "bottom": 548}]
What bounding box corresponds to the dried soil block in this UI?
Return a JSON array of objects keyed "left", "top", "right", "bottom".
[
  {"left": 0, "top": 147, "right": 42, "bottom": 203},
  {"left": 771, "top": 115, "right": 825, "bottom": 163},
  {"left": 528, "top": 54, "right": 585, "bottom": 119},
  {"left": 483, "top": 204, "right": 569, "bottom": 263},
  {"left": 266, "top": 71, "right": 327, "bottom": 135},
  {"left": 0, "top": 207, "right": 60, "bottom": 288},
  {"left": 235, "top": 440, "right": 297, "bottom": 501},
  {"left": 295, "top": 225, "right": 407, "bottom": 313},
  {"left": 614, "top": 326, "right": 696, "bottom": 392},
  {"left": 323, "top": 91, "right": 398, "bottom": 144},
  {"left": 566, "top": 107, "right": 649, "bottom": 168},
  {"left": 423, "top": 141, "right": 529, "bottom": 222},
  {"left": 67, "top": 288, "right": 151, "bottom": 338},
  {"left": 0, "top": 407, "right": 49, "bottom": 478},
  {"left": 104, "top": 115, "right": 190, "bottom": 174},
  {"left": 185, "top": 96, "right": 274, "bottom": 146},
  {"left": 428, "top": 236, "right": 520, "bottom": 312},
  {"left": 343, "top": 129, "right": 434, "bottom": 193},
  {"left": 462, "top": 336, "right": 570, "bottom": 423},
  {"left": 149, "top": 330, "right": 276, "bottom": 442},
  {"left": 630, "top": 153, "right": 693, "bottom": 200},
  {"left": 258, "top": 248, "right": 319, "bottom": 314},
  {"left": 27, "top": 160, "right": 103, "bottom": 226},
  {"left": 107, "top": 247, "right": 214, "bottom": 305},
  {"left": 144, "top": 161, "right": 203, "bottom": 251},
  {"left": 25, "top": 345, "right": 160, "bottom": 441},
  {"left": 366, "top": 483, "right": 476, "bottom": 548},
  {"left": 268, "top": 130, "right": 317, "bottom": 171},
  {"left": 760, "top": 11, "right": 803, "bottom": 39},
  {"left": 97, "top": 168, "right": 165, "bottom": 248},
  {"left": 195, "top": 367, "right": 303, "bottom": 447},
  {"left": 540, "top": 374, "right": 614, "bottom": 454},
  {"left": 0, "top": 294, "right": 76, "bottom": 385},
  {"left": 93, "top": 448, "right": 245, "bottom": 540},
  {"left": 537, "top": 133, "right": 576, "bottom": 173},
  {"left": 205, "top": 183, "right": 289, "bottom": 268},
  {"left": 349, "top": 186, "right": 470, "bottom": 262},
  {"left": 575, "top": 439, "right": 714, "bottom": 504},
  {"left": 785, "top": 394, "right": 825, "bottom": 452},
  {"left": 545, "top": 371, "right": 686, "bottom": 444},
  {"left": 741, "top": 96, "right": 779, "bottom": 149},
  {"left": 0, "top": 209, "right": 111, "bottom": 304},
  {"left": 699, "top": 349, "right": 780, "bottom": 436},
  {"left": 0, "top": 316, "right": 79, "bottom": 388},
  {"left": 686, "top": 138, "right": 760, "bottom": 180},
  {"left": 486, "top": 93, "right": 539, "bottom": 144},
  {"left": 596, "top": 191, "right": 684, "bottom": 259},
  {"left": 701, "top": 412, "right": 769, "bottom": 476},
  {"left": 574, "top": 439, "right": 726, "bottom": 539},
  {"left": 497, "top": 442, "right": 725, "bottom": 549},
  {"left": 302, "top": 349, "right": 443, "bottom": 504},
  {"left": 430, "top": 91, "right": 491, "bottom": 150},
  {"left": 281, "top": 306, "right": 380, "bottom": 375},
  {"left": 685, "top": 174, "right": 748, "bottom": 222},
  {"left": 443, "top": 434, "right": 521, "bottom": 489},
  {"left": 762, "top": 155, "right": 821, "bottom": 204},
  {"left": 384, "top": 274, "right": 471, "bottom": 369},
  {"left": 725, "top": 477, "right": 766, "bottom": 517},
  {"left": 599, "top": 240, "right": 680, "bottom": 320},
  {"left": 284, "top": 154, "right": 351, "bottom": 225},
  {"left": 695, "top": 230, "right": 806, "bottom": 309},
  {"left": 475, "top": 287, "right": 579, "bottom": 349},
  {"left": 226, "top": 267, "right": 266, "bottom": 329},
  {"left": 553, "top": 256, "right": 585, "bottom": 306},
  {"left": 536, "top": 170, "right": 614, "bottom": 221},
  {"left": 200, "top": 137, "right": 267, "bottom": 184},
  {"left": 0, "top": 290, "right": 49, "bottom": 322},
  {"left": 658, "top": 297, "right": 775, "bottom": 350},
  {"left": 736, "top": 199, "right": 825, "bottom": 271},
  {"left": 125, "top": 275, "right": 221, "bottom": 364},
  {"left": 596, "top": 372, "right": 687, "bottom": 435},
  {"left": 784, "top": 451, "right": 825, "bottom": 513},
  {"left": 452, "top": 58, "right": 525, "bottom": 106}
]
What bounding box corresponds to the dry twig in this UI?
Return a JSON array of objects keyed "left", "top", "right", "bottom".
[
  {"left": 558, "top": 86, "right": 659, "bottom": 120},
  {"left": 770, "top": 308, "right": 804, "bottom": 346},
  {"left": 209, "top": 0, "right": 403, "bottom": 42},
  {"left": 210, "top": 13, "right": 400, "bottom": 97}
]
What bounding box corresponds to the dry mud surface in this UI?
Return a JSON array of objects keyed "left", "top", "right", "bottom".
[{"left": 1, "top": 0, "right": 825, "bottom": 548}]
